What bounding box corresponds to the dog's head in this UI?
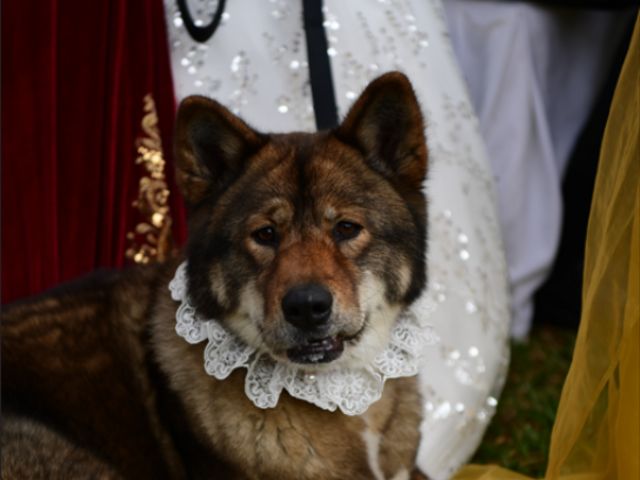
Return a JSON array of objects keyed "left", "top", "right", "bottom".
[{"left": 174, "top": 72, "right": 427, "bottom": 369}]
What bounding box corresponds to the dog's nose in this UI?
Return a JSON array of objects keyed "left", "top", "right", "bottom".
[{"left": 282, "top": 284, "right": 333, "bottom": 330}]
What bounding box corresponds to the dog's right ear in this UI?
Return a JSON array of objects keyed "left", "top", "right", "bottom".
[{"left": 174, "top": 96, "right": 266, "bottom": 205}]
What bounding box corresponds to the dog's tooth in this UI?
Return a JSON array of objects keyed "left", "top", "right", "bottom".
[{"left": 307, "top": 353, "right": 325, "bottom": 363}]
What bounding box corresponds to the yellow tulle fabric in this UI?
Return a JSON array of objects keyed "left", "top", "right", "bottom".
[{"left": 454, "top": 13, "right": 640, "bottom": 480}]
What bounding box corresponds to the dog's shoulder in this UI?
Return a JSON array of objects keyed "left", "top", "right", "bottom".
[
  {"left": 2, "top": 261, "right": 187, "bottom": 479},
  {"left": 2, "top": 263, "right": 168, "bottom": 384}
]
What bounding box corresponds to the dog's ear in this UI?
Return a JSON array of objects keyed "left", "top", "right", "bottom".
[
  {"left": 335, "top": 72, "right": 427, "bottom": 191},
  {"left": 174, "top": 96, "right": 266, "bottom": 205}
]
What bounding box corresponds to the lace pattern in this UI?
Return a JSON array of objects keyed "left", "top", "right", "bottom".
[{"left": 169, "top": 262, "right": 436, "bottom": 415}]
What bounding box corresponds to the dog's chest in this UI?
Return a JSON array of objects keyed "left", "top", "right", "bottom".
[
  {"left": 201, "top": 378, "right": 418, "bottom": 480},
  {"left": 211, "top": 393, "right": 373, "bottom": 479},
  {"left": 153, "top": 301, "right": 421, "bottom": 479}
]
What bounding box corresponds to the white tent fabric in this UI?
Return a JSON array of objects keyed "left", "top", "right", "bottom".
[{"left": 443, "top": 2, "right": 631, "bottom": 339}]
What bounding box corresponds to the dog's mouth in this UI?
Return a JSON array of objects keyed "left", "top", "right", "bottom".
[
  {"left": 286, "top": 336, "right": 344, "bottom": 364},
  {"left": 285, "top": 326, "right": 365, "bottom": 365}
]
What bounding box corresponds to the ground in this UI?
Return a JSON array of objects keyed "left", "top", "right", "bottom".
[{"left": 471, "top": 325, "right": 577, "bottom": 477}]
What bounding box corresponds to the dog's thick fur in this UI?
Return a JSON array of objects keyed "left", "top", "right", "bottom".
[{"left": 2, "top": 72, "right": 429, "bottom": 479}]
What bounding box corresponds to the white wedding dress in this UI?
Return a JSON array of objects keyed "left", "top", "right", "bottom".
[{"left": 163, "top": 1, "right": 510, "bottom": 478}]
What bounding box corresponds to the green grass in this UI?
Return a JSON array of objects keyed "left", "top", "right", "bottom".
[{"left": 470, "top": 325, "right": 577, "bottom": 477}]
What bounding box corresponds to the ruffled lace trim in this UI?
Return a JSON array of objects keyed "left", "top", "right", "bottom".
[{"left": 170, "top": 262, "right": 436, "bottom": 415}]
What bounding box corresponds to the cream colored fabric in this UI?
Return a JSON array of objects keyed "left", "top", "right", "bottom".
[{"left": 454, "top": 13, "right": 640, "bottom": 480}]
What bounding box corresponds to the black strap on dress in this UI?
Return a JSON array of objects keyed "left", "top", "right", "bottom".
[
  {"left": 177, "top": 0, "right": 226, "bottom": 43},
  {"left": 177, "top": 0, "right": 339, "bottom": 130},
  {"left": 302, "top": 0, "right": 340, "bottom": 130}
]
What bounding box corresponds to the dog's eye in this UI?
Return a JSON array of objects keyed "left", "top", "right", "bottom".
[
  {"left": 333, "top": 221, "right": 362, "bottom": 242},
  {"left": 252, "top": 226, "right": 278, "bottom": 246}
]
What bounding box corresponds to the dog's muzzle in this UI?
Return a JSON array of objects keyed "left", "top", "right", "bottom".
[{"left": 281, "top": 284, "right": 344, "bottom": 364}]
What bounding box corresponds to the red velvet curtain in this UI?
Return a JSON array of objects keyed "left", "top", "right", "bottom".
[{"left": 2, "top": 0, "right": 188, "bottom": 303}]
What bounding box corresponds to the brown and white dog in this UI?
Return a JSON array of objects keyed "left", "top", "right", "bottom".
[{"left": 2, "top": 72, "right": 429, "bottom": 480}]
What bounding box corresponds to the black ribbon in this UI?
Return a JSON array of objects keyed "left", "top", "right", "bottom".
[
  {"left": 302, "top": 0, "right": 339, "bottom": 130},
  {"left": 177, "top": 0, "right": 226, "bottom": 43}
]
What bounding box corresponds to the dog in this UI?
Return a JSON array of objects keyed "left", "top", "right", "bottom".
[{"left": 2, "top": 72, "right": 429, "bottom": 479}]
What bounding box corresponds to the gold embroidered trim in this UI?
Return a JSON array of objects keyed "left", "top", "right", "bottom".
[{"left": 126, "top": 94, "right": 174, "bottom": 264}]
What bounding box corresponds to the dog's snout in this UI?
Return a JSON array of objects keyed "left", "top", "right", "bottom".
[{"left": 282, "top": 284, "right": 333, "bottom": 329}]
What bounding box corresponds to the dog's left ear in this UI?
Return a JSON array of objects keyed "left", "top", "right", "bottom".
[
  {"left": 335, "top": 72, "right": 427, "bottom": 191},
  {"left": 174, "top": 96, "right": 266, "bottom": 205}
]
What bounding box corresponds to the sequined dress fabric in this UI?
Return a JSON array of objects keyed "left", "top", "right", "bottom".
[{"left": 163, "top": 1, "right": 510, "bottom": 478}]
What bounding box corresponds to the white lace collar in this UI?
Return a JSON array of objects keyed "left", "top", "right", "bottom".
[{"left": 169, "top": 262, "right": 435, "bottom": 415}]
